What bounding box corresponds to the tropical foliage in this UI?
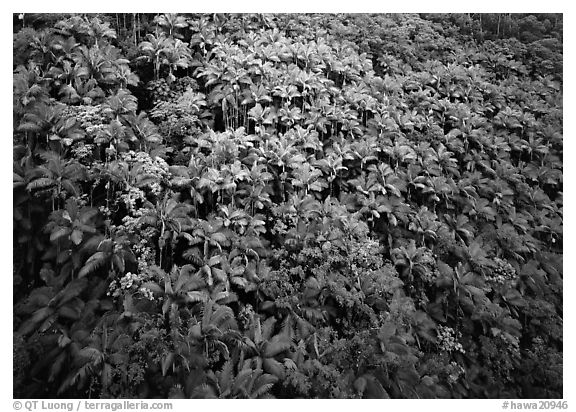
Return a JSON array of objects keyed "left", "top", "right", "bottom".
[{"left": 13, "top": 13, "right": 562, "bottom": 399}]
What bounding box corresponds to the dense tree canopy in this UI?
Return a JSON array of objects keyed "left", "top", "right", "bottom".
[{"left": 13, "top": 13, "right": 562, "bottom": 399}]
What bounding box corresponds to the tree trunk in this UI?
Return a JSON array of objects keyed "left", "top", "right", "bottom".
[
  {"left": 137, "top": 13, "right": 141, "bottom": 44},
  {"left": 133, "top": 13, "right": 137, "bottom": 46}
]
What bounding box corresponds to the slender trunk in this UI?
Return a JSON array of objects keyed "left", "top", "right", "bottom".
[
  {"left": 479, "top": 14, "right": 483, "bottom": 39},
  {"left": 137, "top": 13, "right": 141, "bottom": 44},
  {"left": 132, "top": 13, "right": 138, "bottom": 46}
]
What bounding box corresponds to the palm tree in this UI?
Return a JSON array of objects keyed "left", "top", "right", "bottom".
[
  {"left": 391, "top": 240, "right": 433, "bottom": 283},
  {"left": 239, "top": 316, "right": 292, "bottom": 380},
  {"left": 115, "top": 64, "right": 139, "bottom": 89},
  {"left": 125, "top": 112, "right": 163, "bottom": 150},
  {"left": 190, "top": 299, "right": 239, "bottom": 360},
  {"left": 13, "top": 63, "right": 51, "bottom": 120},
  {"left": 192, "top": 359, "right": 277, "bottom": 399},
  {"left": 408, "top": 206, "right": 442, "bottom": 247},
  {"left": 46, "top": 198, "right": 99, "bottom": 246},
  {"left": 382, "top": 137, "right": 417, "bottom": 170},
  {"left": 139, "top": 194, "right": 194, "bottom": 268},
  {"left": 145, "top": 265, "right": 211, "bottom": 317},
  {"left": 216, "top": 205, "right": 249, "bottom": 234},
  {"left": 238, "top": 184, "right": 272, "bottom": 216},
  {"left": 78, "top": 230, "right": 135, "bottom": 279},
  {"left": 27, "top": 151, "right": 87, "bottom": 210},
  {"left": 66, "top": 320, "right": 130, "bottom": 397},
  {"left": 161, "top": 39, "right": 192, "bottom": 82},
  {"left": 18, "top": 102, "right": 85, "bottom": 150},
  {"left": 154, "top": 13, "right": 189, "bottom": 38},
  {"left": 182, "top": 218, "right": 231, "bottom": 277},
  {"left": 348, "top": 172, "right": 382, "bottom": 197},
  {"left": 313, "top": 152, "right": 347, "bottom": 197},
  {"left": 413, "top": 176, "right": 455, "bottom": 212},
  {"left": 366, "top": 163, "right": 403, "bottom": 197},
  {"left": 442, "top": 214, "right": 474, "bottom": 245},
  {"left": 349, "top": 136, "right": 379, "bottom": 170},
  {"left": 72, "top": 44, "right": 121, "bottom": 85},
  {"left": 429, "top": 143, "right": 460, "bottom": 178},
  {"left": 291, "top": 163, "right": 326, "bottom": 197},
  {"left": 55, "top": 16, "right": 116, "bottom": 49},
  {"left": 138, "top": 33, "right": 172, "bottom": 80}
]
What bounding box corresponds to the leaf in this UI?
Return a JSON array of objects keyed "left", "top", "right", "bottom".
[
  {"left": 503, "top": 288, "right": 526, "bottom": 307},
  {"left": 27, "top": 178, "right": 54, "bottom": 191},
  {"left": 79, "top": 346, "right": 102, "bottom": 362},
  {"left": 141, "top": 281, "right": 164, "bottom": 295},
  {"left": 187, "top": 290, "right": 209, "bottom": 303},
  {"left": 212, "top": 268, "right": 227, "bottom": 283},
  {"left": 251, "top": 372, "right": 278, "bottom": 398},
  {"left": 70, "top": 229, "right": 83, "bottom": 245},
  {"left": 363, "top": 374, "right": 390, "bottom": 399},
  {"left": 262, "top": 358, "right": 285, "bottom": 379},
  {"left": 18, "top": 307, "right": 54, "bottom": 335},
  {"left": 162, "top": 353, "right": 175, "bottom": 376},
  {"left": 50, "top": 227, "right": 71, "bottom": 242},
  {"left": 354, "top": 376, "right": 367, "bottom": 394},
  {"left": 210, "top": 232, "right": 228, "bottom": 245},
  {"left": 263, "top": 340, "right": 291, "bottom": 358},
  {"left": 78, "top": 252, "right": 107, "bottom": 278},
  {"left": 48, "top": 352, "right": 67, "bottom": 382},
  {"left": 111, "top": 254, "right": 125, "bottom": 274},
  {"left": 58, "top": 304, "right": 81, "bottom": 320},
  {"left": 425, "top": 302, "right": 446, "bottom": 322}
]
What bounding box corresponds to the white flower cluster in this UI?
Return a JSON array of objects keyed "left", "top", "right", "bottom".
[
  {"left": 148, "top": 182, "right": 163, "bottom": 197},
  {"left": 486, "top": 257, "right": 517, "bottom": 284},
  {"left": 120, "top": 271, "right": 140, "bottom": 289},
  {"left": 132, "top": 236, "right": 156, "bottom": 272},
  {"left": 121, "top": 151, "right": 171, "bottom": 197},
  {"left": 86, "top": 123, "right": 107, "bottom": 137},
  {"left": 120, "top": 186, "right": 146, "bottom": 211},
  {"left": 75, "top": 193, "right": 90, "bottom": 208},
  {"left": 418, "top": 248, "right": 439, "bottom": 284},
  {"left": 124, "top": 151, "right": 169, "bottom": 175},
  {"left": 62, "top": 105, "right": 108, "bottom": 138},
  {"left": 446, "top": 361, "right": 465, "bottom": 384},
  {"left": 423, "top": 267, "right": 441, "bottom": 284},
  {"left": 71, "top": 143, "right": 94, "bottom": 161},
  {"left": 271, "top": 219, "right": 289, "bottom": 236},
  {"left": 493, "top": 328, "right": 521, "bottom": 359},
  {"left": 437, "top": 325, "right": 465, "bottom": 354},
  {"left": 238, "top": 303, "right": 255, "bottom": 330},
  {"left": 350, "top": 237, "right": 383, "bottom": 268},
  {"left": 107, "top": 271, "right": 144, "bottom": 298},
  {"left": 98, "top": 205, "right": 111, "bottom": 217},
  {"left": 419, "top": 248, "right": 437, "bottom": 267},
  {"left": 139, "top": 287, "right": 155, "bottom": 301}
]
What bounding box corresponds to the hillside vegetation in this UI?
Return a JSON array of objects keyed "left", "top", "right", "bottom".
[{"left": 13, "top": 13, "right": 563, "bottom": 398}]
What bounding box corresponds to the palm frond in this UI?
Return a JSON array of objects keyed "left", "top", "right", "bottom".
[{"left": 78, "top": 251, "right": 107, "bottom": 278}]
